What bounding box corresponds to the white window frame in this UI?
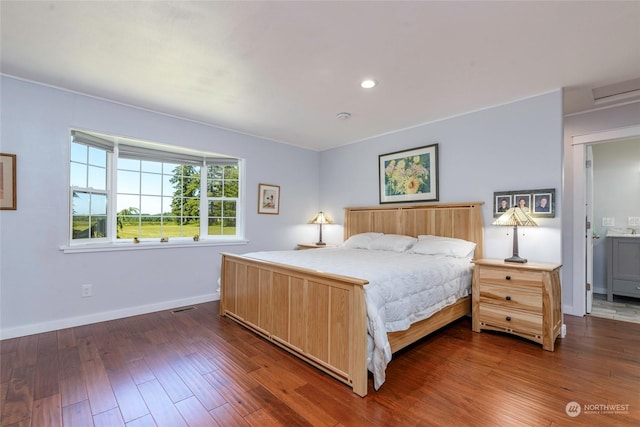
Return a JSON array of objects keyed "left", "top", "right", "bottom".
[{"left": 66, "top": 129, "right": 245, "bottom": 252}]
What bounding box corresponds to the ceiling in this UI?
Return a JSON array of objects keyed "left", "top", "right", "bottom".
[{"left": 1, "top": 1, "right": 639, "bottom": 151}]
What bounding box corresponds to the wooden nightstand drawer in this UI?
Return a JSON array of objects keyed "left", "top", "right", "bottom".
[
  {"left": 479, "top": 304, "right": 542, "bottom": 337},
  {"left": 479, "top": 283, "right": 542, "bottom": 313},
  {"left": 479, "top": 268, "right": 543, "bottom": 287},
  {"left": 472, "top": 259, "right": 563, "bottom": 351}
]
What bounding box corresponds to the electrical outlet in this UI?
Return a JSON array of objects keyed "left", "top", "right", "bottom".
[
  {"left": 628, "top": 217, "right": 640, "bottom": 226},
  {"left": 82, "top": 284, "right": 93, "bottom": 297},
  {"left": 602, "top": 217, "right": 615, "bottom": 226}
]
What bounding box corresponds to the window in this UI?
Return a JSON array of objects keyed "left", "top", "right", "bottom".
[{"left": 69, "top": 130, "right": 242, "bottom": 245}]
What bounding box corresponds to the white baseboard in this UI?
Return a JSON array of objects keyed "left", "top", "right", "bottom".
[{"left": 0, "top": 292, "right": 220, "bottom": 340}]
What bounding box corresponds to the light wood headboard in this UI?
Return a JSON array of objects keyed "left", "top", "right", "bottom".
[{"left": 344, "top": 202, "right": 484, "bottom": 259}]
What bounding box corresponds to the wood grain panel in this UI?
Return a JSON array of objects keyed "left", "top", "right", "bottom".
[
  {"left": 306, "top": 280, "right": 330, "bottom": 363},
  {"left": 289, "top": 277, "right": 306, "bottom": 350},
  {"left": 271, "top": 272, "right": 290, "bottom": 341}
]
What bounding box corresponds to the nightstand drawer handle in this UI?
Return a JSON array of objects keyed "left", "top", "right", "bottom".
[
  {"left": 506, "top": 295, "right": 512, "bottom": 301},
  {"left": 505, "top": 275, "right": 511, "bottom": 280},
  {"left": 505, "top": 316, "right": 512, "bottom": 321}
]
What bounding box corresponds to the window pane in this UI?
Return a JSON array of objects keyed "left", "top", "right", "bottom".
[
  {"left": 117, "top": 215, "right": 140, "bottom": 239},
  {"left": 88, "top": 165, "right": 107, "bottom": 190},
  {"left": 208, "top": 200, "right": 221, "bottom": 216},
  {"left": 90, "top": 194, "right": 107, "bottom": 215},
  {"left": 91, "top": 216, "right": 108, "bottom": 238},
  {"left": 141, "top": 160, "right": 162, "bottom": 173},
  {"left": 72, "top": 216, "right": 91, "bottom": 239},
  {"left": 183, "top": 177, "right": 200, "bottom": 198},
  {"left": 223, "top": 200, "right": 236, "bottom": 217},
  {"left": 140, "top": 195, "right": 162, "bottom": 215},
  {"left": 224, "top": 180, "right": 239, "bottom": 197},
  {"left": 208, "top": 180, "right": 222, "bottom": 197},
  {"left": 72, "top": 191, "right": 90, "bottom": 215},
  {"left": 118, "top": 158, "right": 140, "bottom": 171},
  {"left": 163, "top": 162, "right": 180, "bottom": 174},
  {"left": 224, "top": 165, "right": 239, "bottom": 179},
  {"left": 117, "top": 170, "right": 140, "bottom": 194},
  {"left": 70, "top": 142, "right": 87, "bottom": 163},
  {"left": 117, "top": 194, "right": 140, "bottom": 212},
  {"left": 88, "top": 147, "right": 107, "bottom": 168},
  {"left": 70, "top": 162, "right": 87, "bottom": 187},
  {"left": 141, "top": 172, "right": 161, "bottom": 195},
  {"left": 162, "top": 175, "right": 174, "bottom": 196},
  {"left": 162, "top": 196, "right": 172, "bottom": 214}
]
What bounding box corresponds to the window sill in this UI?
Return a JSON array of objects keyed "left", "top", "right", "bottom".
[{"left": 60, "top": 239, "right": 249, "bottom": 254}]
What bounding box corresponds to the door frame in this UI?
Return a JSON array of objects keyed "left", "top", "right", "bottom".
[{"left": 571, "top": 125, "right": 640, "bottom": 315}]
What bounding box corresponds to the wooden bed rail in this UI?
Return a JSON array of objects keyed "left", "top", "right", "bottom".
[{"left": 220, "top": 252, "right": 370, "bottom": 396}]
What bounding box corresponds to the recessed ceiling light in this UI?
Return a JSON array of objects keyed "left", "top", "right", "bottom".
[{"left": 361, "top": 79, "right": 376, "bottom": 89}]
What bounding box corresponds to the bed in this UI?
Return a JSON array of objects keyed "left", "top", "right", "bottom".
[{"left": 219, "top": 202, "right": 484, "bottom": 396}]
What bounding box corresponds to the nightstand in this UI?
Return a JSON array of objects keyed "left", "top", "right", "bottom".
[
  {"left": 472, "top": 259, "right": 563, "bottom": 351},
  {"left": 297, "top": 243, "right": 335, "bottom": 250}
]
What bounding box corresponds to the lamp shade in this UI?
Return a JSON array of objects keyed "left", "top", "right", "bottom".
[
  {"left": 492, "top": 207, "right": 538, "bottom": 227},
  {"left": 492, "top": 207, "right": 537, "bottom": 263},
  {"left": 309, "top": 211, "right": 333, "bottom": 225}
]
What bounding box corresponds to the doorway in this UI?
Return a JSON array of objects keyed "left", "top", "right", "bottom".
[{"left": 572, "top": 127, "right": 640, "bottom": 323}]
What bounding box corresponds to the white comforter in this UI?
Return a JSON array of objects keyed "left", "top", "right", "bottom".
[{"left": 241, "top": 248, "right": 473, "bottom": 389}]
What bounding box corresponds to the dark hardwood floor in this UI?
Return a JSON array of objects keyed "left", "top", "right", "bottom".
[{"left": 1, "top": 301, "right": 639, "bottom": 426}]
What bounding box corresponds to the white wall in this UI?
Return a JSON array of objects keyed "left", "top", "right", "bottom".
[
  {"left": 592, "top": 139, "right": 640, "bottom": 293},
  {"left": 0, "top": 76, "right": 321, "bottom": 339},
  {"left": 320, "top": 92, "right": 564, "bottom": 265},
  {"left": 563, "top": 102, "right": 640, "bottom": 316}
]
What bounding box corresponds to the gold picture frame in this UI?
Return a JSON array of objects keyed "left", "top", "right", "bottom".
[
  {"left": 258, "top": 183, "right": 280, "bottom": 215},
  {"left": 0, "top": 153, "right": 16, "bottom": 210}
]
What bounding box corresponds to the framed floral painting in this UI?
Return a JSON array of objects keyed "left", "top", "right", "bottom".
[{"left": 379, "top": 144, "right": 439, "bottom": 204}]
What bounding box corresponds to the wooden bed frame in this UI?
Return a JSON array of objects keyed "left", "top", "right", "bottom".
[{"left": 219, "top": 202, "right": 484, "bottom": 396}]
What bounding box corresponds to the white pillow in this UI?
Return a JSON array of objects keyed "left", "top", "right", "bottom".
[
  {"left": 369, "top": 234, "right": 417, "bottom": 252},
  {"left": 411, "top": 235, "right": 476, "bottom": 259},
  {"left": 343, "top": 232, "right": 384, "bottom": 249}
]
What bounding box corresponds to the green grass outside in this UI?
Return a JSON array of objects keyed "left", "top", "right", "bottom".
[{"left": 117, "top": 222, "right": 236, "bottom": 238}]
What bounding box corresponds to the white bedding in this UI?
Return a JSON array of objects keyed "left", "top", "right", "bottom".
[{"left": 241, "top": 247, "right": 473, "bottom": 389}]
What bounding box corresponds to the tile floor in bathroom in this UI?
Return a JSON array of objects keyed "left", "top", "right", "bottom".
[{"left": 590, "top": 293, "right": 640, "bottom": 324}]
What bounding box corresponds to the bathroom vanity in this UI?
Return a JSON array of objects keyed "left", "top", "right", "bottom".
[{"left": 606, "top": 234, "right": 640, "bottom": 302}]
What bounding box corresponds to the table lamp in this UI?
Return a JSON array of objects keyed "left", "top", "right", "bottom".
[
  {"left": 309, "top": 211, "right": 332, "bottom": 245},
  {"left": 492, "top": 207, "right": 537, "bottom": 263}
]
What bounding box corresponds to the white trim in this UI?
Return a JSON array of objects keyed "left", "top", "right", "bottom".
[
  {"left": 572, "top": 125, "right": 640, "bottom": 145},
  {"left": 61, "top": 239, "right": 248, "bottom": 254},
  {"left": 570, "top": 125, "right": 640, "bottom": 317},
  {"left": 0, "top": 293, "right": 219, "bottom": 340}
]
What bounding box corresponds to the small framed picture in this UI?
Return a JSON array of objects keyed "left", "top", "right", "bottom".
[
  {"left": 513, "top": 194, "right": 531, "bottom": 212},
  {"left": 533, "top": 191, "right": 554, "bottom": 215},
  {"left": 0, "top": 153, "right": 16, "bottom": 210},
  {"left": 258, "top": 183, "right": 280, "bottom": 215},
  {"left": 494, "top": 193, "right": 512, "bottom": 215}
]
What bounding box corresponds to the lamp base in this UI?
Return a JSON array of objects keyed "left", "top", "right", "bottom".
[
  {"left": 505, "top": 256, "right": 528, "bottom": 263},
  {"left": 315, "top": 242, "right": 327, "bottom": 246}
]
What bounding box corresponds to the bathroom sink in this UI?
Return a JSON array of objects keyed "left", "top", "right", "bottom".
[{"left": 606, "top": 231, "right": 640, "bottom": 237}]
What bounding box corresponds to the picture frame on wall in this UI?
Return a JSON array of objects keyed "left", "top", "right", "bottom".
[
  {"left": 494, "top": 192, "right": 512, "bottom": 215},
  {"left": 0, "top": 153, "right": 16, "bottom": 210},
  {"left": 258, "top": 183, "right": 280, "bottom": 214},
  {"left": 493, "top": 188, "right": 555, "bottom": 217},
  {"left": 379, "top": 143, "right": 439, "bottom": 204}
]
